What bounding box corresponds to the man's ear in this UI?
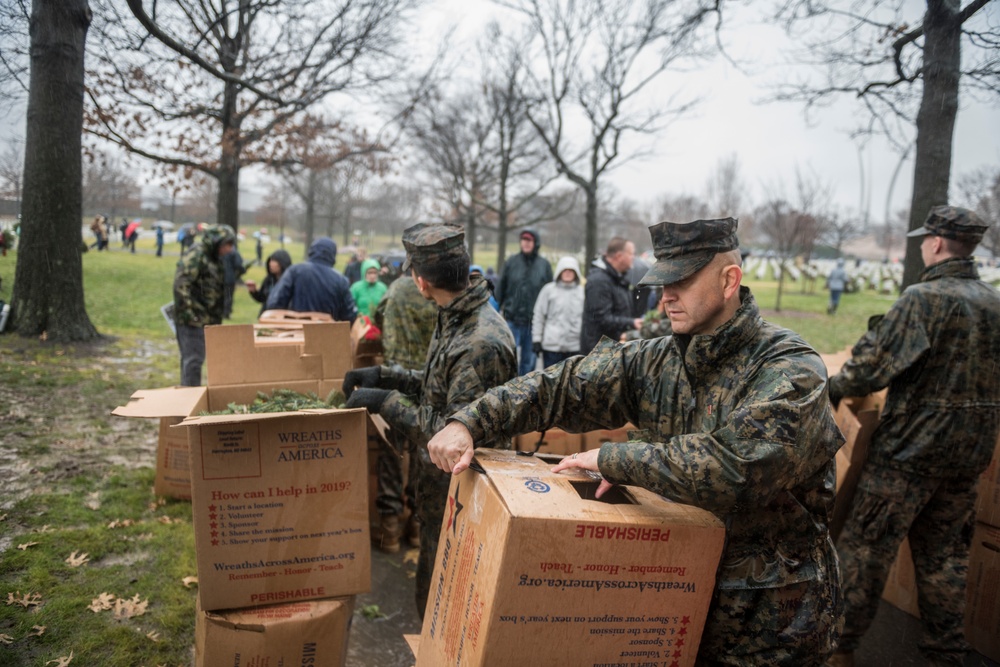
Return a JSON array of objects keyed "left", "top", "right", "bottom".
[
  {"left": 412, "top": 273, "right": 431, "bottom": 298},
  {"left": 722, "top": 264, "right": 742, "bottom": 300}
]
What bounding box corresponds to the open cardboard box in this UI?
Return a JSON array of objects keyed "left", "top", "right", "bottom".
[
  {"left": 515, "top": 429, "right": 582, "bottom": 456},
  {"left": 195, "top": 595, "right": 354, "bottom": 667},
  {"left": 415, "top": 449, "right": 725, "bottom": 667},
  {"left": 966, "top": 522, "right": 1000, "bottom": 662},
  {"left": 975, "top": 433, "right": 1000, "bottom": 529},
  {"left": 831, "top": 391, "right": 885, "bottom": 542},
  {"left": 113, "top": 322, "right": 352, "bottom": 499},
  {"left": 178, "top": 408, "right": 371, "bottom": 611}
]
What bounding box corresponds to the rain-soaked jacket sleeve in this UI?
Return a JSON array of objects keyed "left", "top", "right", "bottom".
[
  {"left": 828, "top": 290, "right": 930, "bottom": 401},
  {"left": 381, "top": 342, "right": 514, "bottom": 449},
  {"left": 452, "top": 338, "right": 840, "bottom": 515}
]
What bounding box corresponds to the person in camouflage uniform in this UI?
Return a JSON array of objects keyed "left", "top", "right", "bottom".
[
  {"left": 826, "top": 206, "right": 1000, "bottom": 667},
  {"left": 343, "top": 222, "right": 517, "bottom": 618},
  {"left": 429, "top": 217, "right": 845, "bottom": 666},
  {"left": 368, "top": 268, "right": 439, "bottom": 553},
  {"left": 172, "top": 224, "right": 236, "bottom": 386}
]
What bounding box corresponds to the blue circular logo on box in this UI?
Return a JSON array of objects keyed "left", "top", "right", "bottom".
[{"left": 524, "top": 480, "right": 550, "bottom": 493}]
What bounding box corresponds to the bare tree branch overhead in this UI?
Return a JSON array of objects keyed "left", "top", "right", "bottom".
[
  {"left": 773, "top": 0, "right": 999, "bottom": 290},
  {"left": 85, "top": 0, "right": 421, "bottom": 231}
]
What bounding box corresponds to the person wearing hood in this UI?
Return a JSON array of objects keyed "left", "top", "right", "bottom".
[
  {"left": 496, "top": 229, "right": 553, "bottom": 375},
  {"left": 531, "top": 256, "right": 584, "bottom": 367},
  {"left": 469, "top": 264, "right": 499, "bottom": 310},
  {"left": 265, "top": 237, "right": 357, "bottom": 323},
  {"left": 341, "top": 222, "right": 516, "bottom": 619},
  {"left": 246, "top": 249, "right": 293, "bottom": 316},
  {"left": 172, "top": 224, "right": 237, "bottom": 386},
  {"left": 350, "top": 257, "right": 388, "bottom": 319},
  {"left": 579, "top": 237, "right": 643, "bottom": 354},
  {"left": 826, "top": 258, "right": 849, "bottom": 315}
]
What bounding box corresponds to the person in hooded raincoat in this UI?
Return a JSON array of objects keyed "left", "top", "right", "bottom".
[
  {"left": 350, "top": 257, "right": 388, "bottom": 319},
  {"left": 265, "top": 237, "right": 357, "bottom": 322},
  {"left": 531, "top": 255, "right": 585, "bottom": 367},
  {"left": 246, "top": 249, "right": 292, "bottom": 317}
]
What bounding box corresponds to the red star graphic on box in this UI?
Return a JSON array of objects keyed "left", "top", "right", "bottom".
[
  {"left": 678, "top": 626, "right": 688, "bottom": 636},
  {"left": 211, "top": 539, "right": 219, "bottom": 546},
  {"left": 208, "top": 504, "right": 216, "bottom": 512}
]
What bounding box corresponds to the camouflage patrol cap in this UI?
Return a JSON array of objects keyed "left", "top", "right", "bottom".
[
  {"left": 905, "top": 206, "right": 987, "bottom": 243},
  {"left": 401, "top": 222, "right": 466, "bottom": 271},
  {"left": 638, "top": 217, "right": 739, "bottom": 286}
]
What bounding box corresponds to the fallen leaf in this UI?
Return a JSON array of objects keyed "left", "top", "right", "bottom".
[
  {"left": 44, "top": 651, "right": 72, "bottom": 666},
  {"left": 156, "top": 516, "right": 176, "bottom": 525},
  {"left": 17, "top": 542, "right": 39, "bottom": 551},
  {"left": 88, "top": 592, "right": 116, "bottom": 613},
  {"left": 28, "top": 625, "right": 46, "bottom": 637},
  {"left": 7, "top": 591, "right": 42, "bottom": 608},
  {"left": 65, "top": 551, "right": 90, "bottom": 567},
  {"left": 107, "top": 519, "right": 134, "bottom": 529},
  {"left": 181, "top": 576, "right": 198, "bottom": 588},
  {"left": 403, "top": 548, "right": 419, "bottom": 565},
  {"left": 0, "top": 634, "right": 12, "bottom": 644},
  {"left": 113, "top": 594, "right": 149, "bottom": 619},
  {"left": 36, "top": 525, "right": 53, "bottom": 533},
  {"left": 84, "top": 492, "right": 101, "bottom": 511},
  {"left": 39, "top": 331, "right": 48, "bottom": 342},
  {"left": 0, "top": 513, "right": 7, "bottom": 521},
  {"left": 146, "top": 630, "right": 161, "bottom": 642}
]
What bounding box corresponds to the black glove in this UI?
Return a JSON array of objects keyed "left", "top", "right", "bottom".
[
  {"left": 532, "top": 341, "right": 542, "bottom": 354},
  {"left": 828, "top": 384, "right": 843, "bottom": 410},
  {"left": 343, "top": 366, "right": 381, "bottom": 399},
  {"left": 345, "top": 388, "right": 390, "bottom": 414}
]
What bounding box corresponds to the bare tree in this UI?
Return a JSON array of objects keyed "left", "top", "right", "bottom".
[
  {"left": 820, "top": 209, "right": 868, "bottom": 255},
  {"left": 956, "top": 166, "right": 1000, "bottom": 258},
  {"left": 508, "top": 0, "right": 721, "bottom": 271},
  {"left": 654, "top": 193, "right": 710, "bottom": 224},
  {"left": 85, "top": 0, "right": 416, "bottom": 232},
  {"left": 0, "top": 138, "right": 24, "bottom": 215},
  {"left": 11, "top": 0, "right": 98, "bottom": 340},
  {"left": 774, "top": 0, "right": 1000, "bottom": 290},
  {"left": 705, "top": 153, "right": 747, "bottom": 218},
  {"left": 0, "top": 0, "right": 29, "bottom": 105},
  {"left": 82, "top": 149, "right": 140, "bottom": 220}
]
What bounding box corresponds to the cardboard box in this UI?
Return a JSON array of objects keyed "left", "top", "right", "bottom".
[
  {"left": 515, "top": 429, "right": 582, "bottom": 456},
  {"left": 966, "top": 522, "right": 1000, "bottom": 662},
  {"left": 113, "top": 321, "right": 352, "bottom": 499},
  {"left": 258, "top": 309, "right": 335, "bottom": 326},
  {"left": 581, "top": 425, "right": 636, "bottom": 451},
  {"left": 830, "top": 392, "right": 885, "bottom": 542},
  {"left": 351, "top": 316, "right": 383, "bottom": 360},
  {"left": 975, "top": 434, "right": 1000, "bottom": 529},
  {"left": 179, "top": 409, "right": 371, "bottom": 611},
  {"left": 416, "top": 449, "right": 725, "bottom": 667},
  {"left": 881, "top": 537, "right": 920, "bottom": 618},
  {"left": 195, "top": 595, "right": 354, "bottom": 667}
]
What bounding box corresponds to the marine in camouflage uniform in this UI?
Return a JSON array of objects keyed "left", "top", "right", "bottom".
[
  {"left": 172, "top": 224, "right": 236, "bottom": 386},
  {"left": 828, "top": 206, "right": 1000, "bottom": 667},
  {"left": 343, "top": 223, "right": 517, "bottom": 617},
  {"left": 439, "top": 218, "right": 845, "bottom": 666},
  {"left": 371, "top": 272, "right": 439, "bottom": 548}
]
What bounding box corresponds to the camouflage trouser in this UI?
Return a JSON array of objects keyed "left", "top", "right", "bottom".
[
  {"left": 836, "top": 462, "right": 977, "bottom": 665},
  {"left": 375, "top": 428, "right": 415, "bottom": 517},
  {"left": 696, "top": 538, "right": 843, "bottom": 666},
  {"left": 413, "top": 449, "right": 452, "bottom": 620}
]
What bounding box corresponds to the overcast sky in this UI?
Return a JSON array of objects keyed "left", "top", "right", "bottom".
[{"left": 1, "top": 0, "right": 997, "bottom": 226}]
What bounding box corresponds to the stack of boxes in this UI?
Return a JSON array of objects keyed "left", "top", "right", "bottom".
[{"left": 114, "top": 322, "right": 374, "bottom": 665}]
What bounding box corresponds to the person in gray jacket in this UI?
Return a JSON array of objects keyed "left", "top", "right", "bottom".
[
  {"left": 826, "top": 258, "right": 849, "bottom": 315},
  {"left": 531, "top": 256, "right": 585, "bottom": 367}
]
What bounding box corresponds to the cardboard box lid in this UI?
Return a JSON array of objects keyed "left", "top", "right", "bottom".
[
  {"left": 176, "top": 407, "right": 366, "bottom": 428},
  {"left": 470, "top": 449, "right": 722, "bottom": 528},
  {"left": 112, "top": 386, "right": 207, "bottom": 419},
  {"left": 202, "top": 597, "right": 354, "bottom": 632},
  {"left": 205, "top": 321, "right": 351, "bottom": 386}
]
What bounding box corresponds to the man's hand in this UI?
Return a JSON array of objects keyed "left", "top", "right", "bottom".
[
  {"left": 344, "top": 388, "right": 390, "bottom": 414},
  {"left": 343, "top": 366, "right": 381, "bottom": 399},
  {"left": 550, "top": 449, "right": 616, "bottom": 498},
  {"left": 428, "top": 422, "right": 475, "bottom": 475}
]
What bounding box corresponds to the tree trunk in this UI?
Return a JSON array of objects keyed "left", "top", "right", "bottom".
[
  {"left": 11, "top": 0, "right": 98, "bottom": 341},
  {"left": 304, "top": 170, "right": 317, "bottom": 251},
  {"left": 466, "top": 207, "right": 477, "bottom": 261},
  {"left": 775, "top": 260, "right": 785, "bottom": 312},
  {"left": 901, "top": 0, "right": 961, "bottom": 290},
  {"left": 584, "top": 183, "right": 598, "bottom": 277},
  {"left": 216, "top": 78, "right": 241, "bottom": 232},
  {"left": 495, "top": 222, "right": 508, "bottom": 272}
]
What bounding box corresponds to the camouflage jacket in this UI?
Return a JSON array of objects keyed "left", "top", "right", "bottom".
[
  {"left": 172, "top": 225, "right": 233, "bottom": 328},
  {"left": 453, "top": 287, "right": 843, "bottom": 593},
  {"left": 374, "top": 275, "right": 438, "bottom": 371},
  {"left": 829, "top": 257, "right": 1000, "bottom": 477},
  {"left": 379, "top": 276, "right": 517, "bottom": 450}
]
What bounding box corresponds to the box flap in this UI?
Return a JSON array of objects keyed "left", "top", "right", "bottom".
[
  {"left": 471, "top": 449, "right": 722, "bottom": 528},
  {"left": 176, "top": 407, "right": 366, "bottom": 428},
  {"left": 112, "top": 386, "right": 207, "bottom": 419}
]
